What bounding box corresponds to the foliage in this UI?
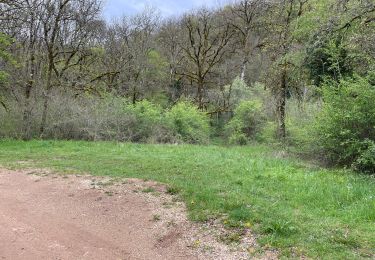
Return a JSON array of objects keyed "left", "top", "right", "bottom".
[
  {"left": 0, "top": 33, "right": 14, "bottom": 109},
  {"left": 0, "top": 0, "right": 374, "bottom": 173},
  {"left": 305, "top": 36, "right": 353, "bottom": 86},
  {"left": 0, "top": 140, "right": 374, "bottom": 258},
  {"left": 284, "top": 99, "right": 321, "bottom": 150},
  {"left": 258, "top": 121, "right": 278, "bottom": 144},
  {"left": 225, "top": 100, "right": 265, "bottom": 145},
  {"left": 313, "top": 76, "right": 375, "bottom": 173},
  {"left": 0, "top": 33, "right": 13, "bottom": 66},
  {"left": 165, "top": 102, "right": 210, "bottom": 144},
  {"left": 0, "top": 92, "right": 212, "bottom": 144},
  {"left": 124, "top": 100, "right": 163, "bottom": 142},
  {"left": 352, "top": 140, "right": 375, "bottom": 174},
  {"left": 301, "top": 0, "right": 375, "bottom": 87},
  {"left": 228, "top": 77, "right": 252, "bottom": 106}
]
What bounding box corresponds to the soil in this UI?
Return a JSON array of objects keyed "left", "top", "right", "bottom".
[{"left": 0, "top": 168, "right": 278, "bottom": 260}]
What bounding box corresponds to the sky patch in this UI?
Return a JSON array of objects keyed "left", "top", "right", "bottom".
[{"left": 103, "top": 0, "right": 231, "bottom": 20}]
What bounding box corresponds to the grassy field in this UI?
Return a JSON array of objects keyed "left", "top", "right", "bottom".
[{"left": 0, "top": 140, "right": 374, "bottom": 258}]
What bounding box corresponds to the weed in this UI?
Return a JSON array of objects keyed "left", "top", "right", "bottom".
[
  {"left": 166, "top": 186, "right": 180, "bottom": 195},
  {"left": 153, "top": 214, "right": 161, "bottom": 221},
  {"left": 142, "top": 187, "right": 156, "bottom": 193},
  {"left": 104, "top": 191, "right": 113, "bottom": 196},
  {"left": 220, "top": 232, "right": 242, "bottom": 244}
]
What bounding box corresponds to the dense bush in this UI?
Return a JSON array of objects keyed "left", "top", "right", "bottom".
[
  {"left": 165, "top": 102, "right": 210, "bottom": 144},
  {"left": 124, "top": 100, "right": 163, "bottom": 142},
  {"left": 0, "top": 92, "right": 212, "bottom": 144},
  {"left": 313, "top": 76, "right": 375, "bottom": 173},
  {"left": 225, "top": 100, "right": 265, "bottom": 145},
  {"left": 352, "top": 140, "right": 375, "bottom": 174},
  {"left": 43, "top": 94, "right": 133, "bottom": 141}
]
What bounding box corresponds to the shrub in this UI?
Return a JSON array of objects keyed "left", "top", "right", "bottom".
[
  {"left": 351, "top": 140, "right": 375, "bottom": 174},
  {"left": 165, "top": 102, "right": 210, "bottom": 144},
  {"left": 0, "top": 102, "right": 23, "bottom": 138},
  {"left": 45, "top": 94, "right": 133, "bottom": 141},
  {"left": 225, "top": 100, "right": 265, "bottom": 145},
  {"left": 49, "top": 97, "right": 164, "bottom": 142},
  {"left": 0, "top": 90, "right": 210, "bottom": 144},
  {"left": 313, "top": 76, "right": 375, "bottom": 173},
  {"left": 258, "top": 121, "right": 278, "bottom": 144},
  {"left": 284, "top": 99, "right": 320, "bottom": 150},
  {"left": 125, "top": 100, "right": 163, "bottom": 142},
  {"left": 230, "top": 77, "right": 253, "bottom": 106}
]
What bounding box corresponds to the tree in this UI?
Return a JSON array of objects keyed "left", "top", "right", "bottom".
[
  {"left": 302, "top": 0, "right": 375, "bottom": 85},
  {"left": 227, "top": 0, "right": 270, "bottom": 81},
  {"left": 0, "top": 1, "right": 43, "bottom": 138},
  {"left": 39, "top": 0, "right": 101, "bottom": 136},
  {"left": 95, "top": 7, "right": 162, "bottom": 103},
  {"left": 158, "top": 18, "right": 184, "bottom": 101},
  {"left": 0, "top": 32, "right": 13, "bottom": 109},
  {"left": 177, "top": 9, "right": 234, "bottom": 109},
  {"left": 266, "top": 0, "right": 309, "bottom": 139}
]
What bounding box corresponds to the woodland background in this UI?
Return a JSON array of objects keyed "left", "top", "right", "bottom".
[{"left": 0, "top": 0, "right": 374, "bottom": 173}]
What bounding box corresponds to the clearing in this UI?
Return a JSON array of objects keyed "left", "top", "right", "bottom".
[{"left": 0, "top": 140, "right": 374, "bottom": 259}]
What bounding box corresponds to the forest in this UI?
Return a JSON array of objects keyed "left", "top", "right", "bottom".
[
  {"left": 0, "top": 0, "right": 374, "bottom": 258},
  {"left": 0, "top": 0, "right": 374, "bottom": 173}
]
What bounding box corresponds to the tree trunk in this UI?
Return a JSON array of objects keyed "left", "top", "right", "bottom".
[
  {"left": 39, "top": 60, "right": 53, "bottom": 137},
  {"left": 39, "top": 87, "right": 51, "bottom": 138},
  {"left": 240, "top": 56, "right": 248, "bottom": 81},
  {"left": 197, "top": 80, "right": 204, "bottom": 110},
  {"left": 23, "top": 48, "right": 36, "bottom": 140},
  {"left": 22, "top": 79, "right": 33, "bottom": 140},
  {"left": 277, "top": 68, "right": 287, "bottom": 140},
  {"left": 132, "top": 85, "right": 137, "bottom": 104},
  {"left": 23, "top": 11, "right": 38, "bottom": 140}
]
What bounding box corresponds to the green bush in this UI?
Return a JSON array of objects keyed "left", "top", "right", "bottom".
[
  {"left": 225, "top": 100, "right": 265, "bottom": 145},
  {"left": 165, "top": 102, "right": 210, "bottom": 144},
  {"left": 258, "top": 121, "right": 278, "bottom": 144},
  {"left": 124, "top": 100, "right": 163, "bottom": 142},
  {"left": 352, "top": 140, "right": 375, "bottom": 174},
  {"left": 313, "top": 76, "right": 375, "bottom": 173}
]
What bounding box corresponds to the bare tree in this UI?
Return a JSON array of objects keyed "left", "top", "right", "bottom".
[
  {"left": 158, "top": 18, "right": 184, "bottom": 101},
  {"left": 228, "top": 0, "right": 270, "bottom": 81},
  {"left": 0, "top": 0, "right": 45, "bottom": 139},
  {"left": 126, "top": 7, "right": 161, "bottom": 103},
  {"left": 39, "top": 0, "right": 101, "bottom": 136},
  {"left": 177, "top": 9, "right": 234, "bottom": 109},
  {"left": 94, "top": 7, "right": 161, "bottom": 103}
]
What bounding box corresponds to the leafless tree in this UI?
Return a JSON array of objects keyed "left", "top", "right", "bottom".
[
  {"left": 177, "top": 9, "right": 234, "bottom": 109},
  {"left": 158, "top": 18, "right": 184, "bottom": 100},
  {"left": 94, "top": 7, "right": 161, "bottom": 103},
  {"left": 227, "top": 0, "right": 270, "bottom": 81},
  {"left": 0, "top": 0, "right": 45, "bottom": 139},
  {"left": 39, "top": 0, "right": 102, "bottom": 136}
]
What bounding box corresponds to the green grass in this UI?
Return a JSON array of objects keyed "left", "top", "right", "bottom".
[{"left": 0, "top": 140, "right": 374, "bottom": 258}]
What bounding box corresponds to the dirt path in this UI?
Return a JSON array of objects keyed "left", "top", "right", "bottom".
[{"left": 0, "top": 168, "right": 270, "bottom": 260}]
